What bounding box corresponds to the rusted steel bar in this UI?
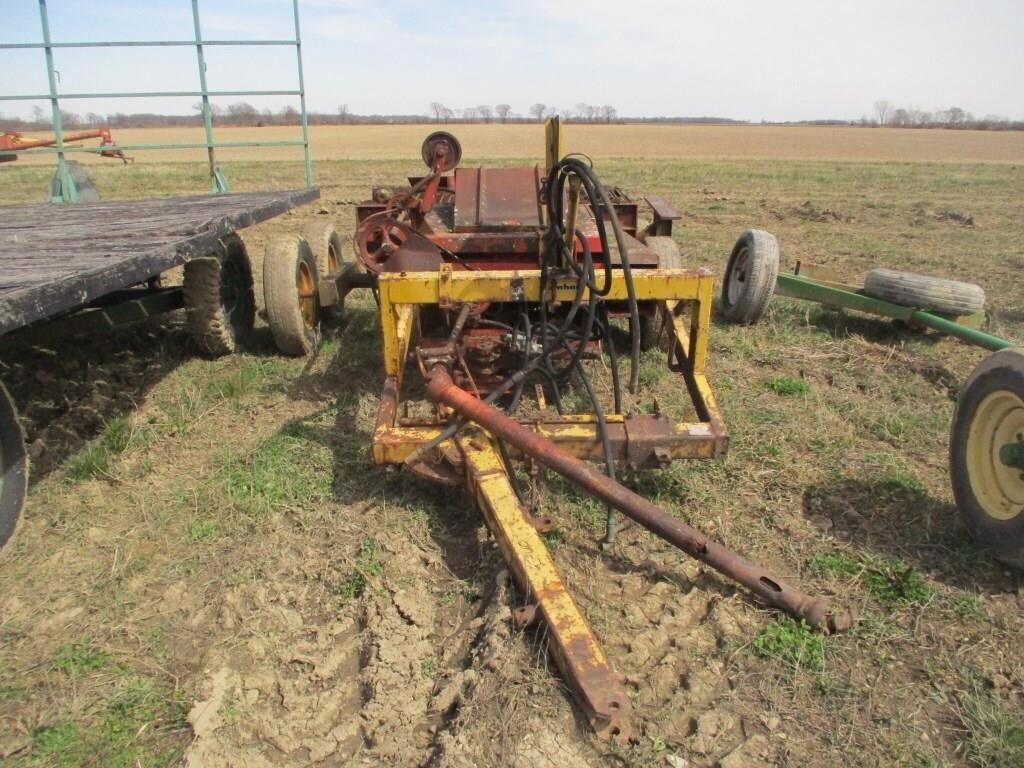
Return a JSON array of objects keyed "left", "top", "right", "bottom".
[{"left": 426, "top": 366, "right": 852, "bottom": 633}]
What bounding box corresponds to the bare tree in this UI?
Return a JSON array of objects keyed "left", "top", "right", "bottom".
[
  {"left": 495, "top": 104, "right": 511, "bottom": 123},
  {"left": 430, "top": 102, "right": 447, "bottom": 122},
  {"left": 85, "top": 112, "right": 105, "bottom": 126},
  {"left": 477, "top": 105, "right": 493, "bottom": 123},
  {"left": 59, "top": 110, "right": 81, "bottom": 129},
  {"left": 874, "top": 99, "right": 892, "bottom": 126},
  {"left": 529, "top": 103, "right": 546, "bottom": 122},
  {"left": 31, "top": 105, "right": 47, "bottom": 126},
  {"left": 599, "top": 105, "right": 617, "bottom": 123},
  {"left": 948, "top": 106, "right": 965, "bottom": 126},
  {"left": 461, "top": 106, "right": 479, "bottom": 121},
  {"left": 440, "top": 106, "right": 454, "bottom": 123},
  {"left": 337, "top": 103, "right": 349, "bottom": 124}
]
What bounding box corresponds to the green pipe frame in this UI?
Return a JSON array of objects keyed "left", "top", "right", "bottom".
[{"left": 776, "top": 273, "right": 1011, "bottom": 352}]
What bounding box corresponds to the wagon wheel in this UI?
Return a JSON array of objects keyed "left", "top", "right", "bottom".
[
  {"left": 0, "top": 382, "right": 27, "bottom": 553},
  {"left": 721, "top": 229, "right": 779, "bottom": 325},
  {"left": 637, "top": 235, "right": 683, "bottom": 351},
  {"left": 264, "top": 235, "right": 321, "bottom": 356},
  {"left": 950, "top": 348, "right": 1024, "bottom": 567},
  {"left": 183, "top": 232, "right": 256, "bottom": 357},
  {"left": 302, "top": 220, "right": 346, "bottom": 324}
]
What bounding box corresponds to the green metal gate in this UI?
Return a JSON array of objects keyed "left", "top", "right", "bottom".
[{"left": 0, "top": 0, "right": 314, "bottom": 201}]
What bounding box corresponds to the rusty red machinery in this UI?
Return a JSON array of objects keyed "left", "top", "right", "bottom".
[
  {"left": 260, "top": 119, "right": 852, "bottom": 742},
  {"left": 0, "top": 127, "right": 132, "bottom": 163}
]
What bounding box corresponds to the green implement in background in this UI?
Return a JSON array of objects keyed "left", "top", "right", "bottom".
[{"left": 776, "top": 267, "right": 1011, "bottom": 352}]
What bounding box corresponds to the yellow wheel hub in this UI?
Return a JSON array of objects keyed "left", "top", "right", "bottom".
[
  {"left": 297, "top": 260, "right": 317, "bottom": 329},
  {"left": 966, "top": 389, "right": 1024, "bottom": 521}
]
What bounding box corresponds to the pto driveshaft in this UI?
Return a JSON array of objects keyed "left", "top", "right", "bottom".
[{"left": 426, "top": 366, "right": 851, "bottom": 633}]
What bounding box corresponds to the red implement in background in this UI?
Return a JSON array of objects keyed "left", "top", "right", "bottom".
[{"left": 0, "top": 128, "right": 132, "bottom": 164}]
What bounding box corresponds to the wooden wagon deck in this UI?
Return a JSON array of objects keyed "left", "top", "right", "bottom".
[{"left": 0, "top": 188, "right": 319, "bottom": 336}]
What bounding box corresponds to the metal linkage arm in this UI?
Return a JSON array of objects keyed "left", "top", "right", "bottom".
[{"left": 426, "top": 366, "right": 853, "bottom": 635}]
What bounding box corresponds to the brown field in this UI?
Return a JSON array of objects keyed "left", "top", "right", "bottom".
[
  {"left": 1, "top": 129, "right": 1023, "bottom": 768},
  {"left": 9, "top": 123, "right": 1024, "bottom": 166}
]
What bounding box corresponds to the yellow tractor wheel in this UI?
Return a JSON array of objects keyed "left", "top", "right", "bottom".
[{"left": 950, "top": 348, "right": 1024, "bottom": 567}]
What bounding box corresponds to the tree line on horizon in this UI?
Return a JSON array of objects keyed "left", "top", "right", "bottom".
[
  {"left": 867, "top": 99, "right": 1022, "bottom": 130},
  {"left": 2, "top": 99, "right": 1021, "bottom": 132}
]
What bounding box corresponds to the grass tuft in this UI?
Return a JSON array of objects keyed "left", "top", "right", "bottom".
[
  {"left": 956, "top": 674, "right": 1024, "bottom": 768},
  {"left": 753, "top": 618, "right": 825, "bottom": 672},
  {"left": 336, "top": 538, "right": 383, "bottom": 604},
  {"left": 65, "top": 415, "right": 147, "bottom": 481},
  {"left": 52, "top": 639, "right": 111, "bottom": 676},
  {"left": 767, "top": 376, "right": 810, "bottom": 396},
  {"left": 216, "top": 421, "right": 333, "bottom": 520}
]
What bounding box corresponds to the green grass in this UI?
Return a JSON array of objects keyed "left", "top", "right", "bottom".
[
  {"left": 215, "top": 420, "right": 333, "bottom": 520},
  {"left": 335, "top": 538, "right": 384, "bottom": 604},
  {"left": 753, "top": 618, "right": 825, "bottom": 672},
  {"left": 809, "top": 551, "right": 934, "bottom": 607},
  {"left": 767, "top": 376, "right": 810, "bottom": 396},
  {"left": 64, "top": 415, "right": 147, "bottom": 481},
  {"left": 957, "top": 675, "right": 1024, "bottom": 768},
  {"left": 186, "top": 518, "right": 220, "bottom": 542},
  {"left": 52, "top": 639, "right": 111, "bottom": 676},
  {"left": 19, "top": 677, "right": 187, "bottom": 768}
]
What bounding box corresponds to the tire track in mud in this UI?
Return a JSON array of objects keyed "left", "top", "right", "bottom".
[
  {"left": 178, "top": 522, "right": 504, "bottom": 766},
  {"left": 597, "top": 546, "right": 780, "bottom": 767}
]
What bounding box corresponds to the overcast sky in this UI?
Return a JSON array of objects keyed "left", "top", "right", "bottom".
[{"left": 2, "top": 0, "right": 1022, "bottom": 122}]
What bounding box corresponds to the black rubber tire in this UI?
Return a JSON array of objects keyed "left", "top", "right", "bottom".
[
  {"left": 183, "top": 233, "right": 255, "bottom": 357},
  {"left": 48, "top": 160, "right": 100, "bottom": 203},
  {"left": 264, "top": 235, "right": 320, "bottom": 356},
  {"left": 0, "top": 382, "right": 27, "bottom": 553},
  {"left": 636, "top": 235, "right": 683, "bottom": 350},
  {"left": 721, "top": 229, "right": 779, "bottom": 325},
  {"left": 950, "top": 348, "right": 1024, "bottom": 568},
  {"left": 863, "top": 268, "right": 985, "bottom": 315}
]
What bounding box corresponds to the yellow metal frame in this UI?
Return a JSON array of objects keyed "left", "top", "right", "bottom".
[
  {"left": 372, "top": 264, "right": 726, "bottom": 466},
  {"left": 366, "top": 262, "right": 727, "bottom": 742}
]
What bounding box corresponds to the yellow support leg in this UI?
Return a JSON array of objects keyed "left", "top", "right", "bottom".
[{"left": 457, "top": 429, "right": 632, "bottom": 743}]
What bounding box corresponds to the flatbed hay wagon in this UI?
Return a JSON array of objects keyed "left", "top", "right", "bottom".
[{"left": 0, "top": 188, "right": 318, "bottom": 548}]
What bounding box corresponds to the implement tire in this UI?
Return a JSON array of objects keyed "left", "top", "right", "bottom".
[
  {"left": 183, "top": 233, "right": 255, "bottom": 357},
  {"left": 264, "top": 235, "right": 320, "bottom": 356},
  {"left": 864, "top": 268, "right": 985, "bottom": 315},
  {"left": 0, "top": 382, "right": 27, "bottom": 553},
  {"left": 950, "top": 348, "right": 1024, "bottom": 568},
  {"left": 637, "top": 235, "right": 683, "bottom": 351},
  {"left": 721, "top": 229, "right": 779, "bottom": 325},
  {"left": 301, "top": 220, "right": 344, "bottom": 323}
]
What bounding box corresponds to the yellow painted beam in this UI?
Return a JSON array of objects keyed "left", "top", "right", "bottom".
[{"left": 458, "top": 430, "right": 631, "bottom": 742}]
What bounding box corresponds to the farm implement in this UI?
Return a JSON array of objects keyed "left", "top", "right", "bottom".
[
  {"left": 259, "top": 121, "right": 852, "bottom": 741},
  {"left": 719, "top": 230, "right": 1024, "bottom": 567},
  {"left": 0, "top": 128, "right": 133, "bottom": 164}
]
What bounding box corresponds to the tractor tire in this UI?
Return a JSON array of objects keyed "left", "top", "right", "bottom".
[
  {"left": 301, "top": 220, "right": 344, "bottom": 324},
  {"left": 637, "top": 236, "right": 683, "bottom": 351},
  {"left": 949, "top": 348, "right": 1024, "bottom": 568},
  {"left": 183, "top": 233, "right": 255, "bottom": 357},
  {"left": 721, "top": 229, "right": 779, "bottom": 325},
  {"left": 0, "top": 382, "right": 27, "bottom": 553},
  {"left": 264, "top": 235, "right": 320, "bottom": 356},
  {"left": 863, "top": 268, "right": 985, "bottom": 316}
]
